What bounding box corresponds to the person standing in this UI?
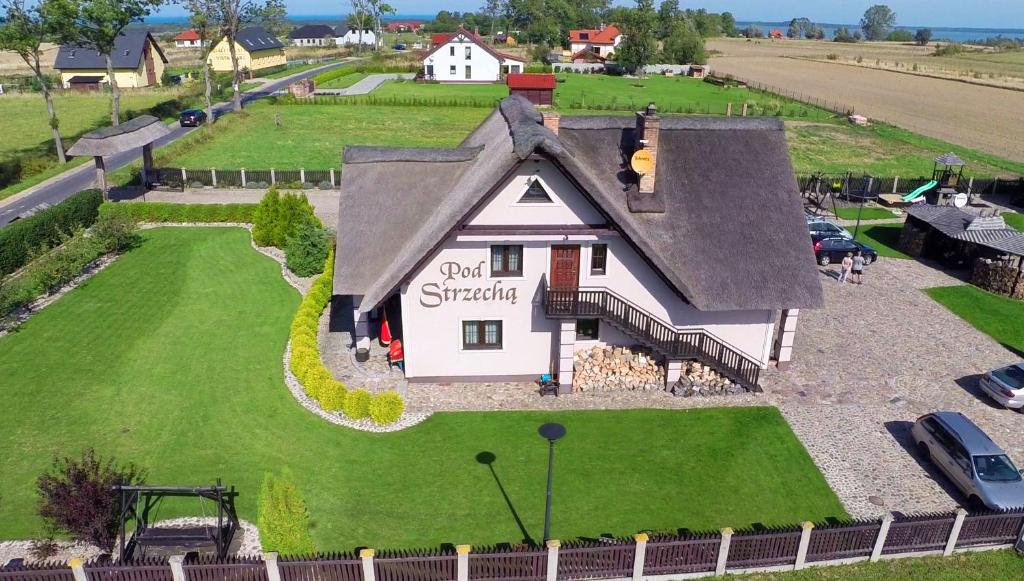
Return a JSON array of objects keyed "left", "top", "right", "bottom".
[
  {"left": 851, "top": 251, "right": 866, "bottom": 285},
  {"left": 839, "top": 252, "right": 853, "bottom": 283}
]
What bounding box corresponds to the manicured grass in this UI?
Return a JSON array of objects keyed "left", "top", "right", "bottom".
[
  {"left": 834, "top": 207, "right": 900, "bottom": 221},
  {"left": 1004, "top": 213, "right": 1024, "bottom": 231},
  {"left": 730, "top": 549, "right": 1024, "bottom": 580},
  {"left": 0, "top": 227, "right": 847, "bottom": 550},
  {"left": 372, "top": 79, "right": 508, "bottom": 101},
  {"left": 853, "top": 224, "right": 910, "bottom": 259},
  {"left": 263, "top": 61, "right": 335, "bottom": 79},
  {"left": 316, "top": 72, "right": 367, "bottom": 89},
  {"left": 926, "top": 285, "right": 1024, "bottom": 354},
  {"left": 162, "top": 100, "right": 492, "bottom": 168}
]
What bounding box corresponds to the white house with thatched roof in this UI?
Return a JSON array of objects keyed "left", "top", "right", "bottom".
[{"left": 332, "top": 96, "right": 822, "bottom": 393}]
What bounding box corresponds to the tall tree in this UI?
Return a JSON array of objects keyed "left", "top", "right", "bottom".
[
  {"left": 719, "top": 11, "right": 736, "bottom": 37},
  {"left": 347, "top": 0, "right": 371, "bottom": 52},
  {"left": 217, "top": 0, "right": 257, "bottom": 112},
  {"left": 481, "top": 0, "right": 503, "bottom": 38},
  {"left": 48, "top": 0, "right": 165, "bottom": 126},
  {"left": 0, "top": 0, "right": 67, "bottom": 162},
  {"left": 660, "top": 19, "right": 705, "bottom": 65},
  {"left": 254, "top": 0, "right": 286, "bottom": 37},
  {"left": 860, "top": 4, "right": 896, "bottom": 41},
  {"left": 367, "top": 0, "right": 394, "bottom": 49},
  {"left": 183, "top": 0, "right": 219, "bottom": 124},
  {"left": 915, "top": 28, "right": 932, "bottom": 46},
  {"left": 656, "top": 0, "right": 679, "bottom": 39},
  {"left": 616, "top": 0, "right": 657, "bottom": 75}
]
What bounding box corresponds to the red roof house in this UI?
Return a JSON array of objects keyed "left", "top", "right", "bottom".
[
  {"left": 387, "top": 21, "right": 425, "bottom": 32},
  {"left": 174, "top": 30, "right": 203, "bottom": 47},
  {"left": 568, "top": 25, "right": 622, "bottom": 57},
  {"left": 506, "top": 73, "right": 556, "bottom": 106},
  {"left": 431, "top": 33, "right": 454, "bottom": 47}
]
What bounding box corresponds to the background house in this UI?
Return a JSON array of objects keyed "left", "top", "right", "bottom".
[
  {"left": 336, "top": 27, "right": 377, "bottom": 47},
  {"left": 289, "top": 24, "right": 336, "bottom": 47},
  {"left": 174, "top": 30, "right": 204, "bottom": 49},
  {"left": 423, "top": 28, "right": 524, "bottom": 83},
  {"left": 54, "top": 29, "right": 167, "bottom": 89},
  {"left": 386, "top": 21, "right": 424, "bottom": 33},
  {"left": 207, "top": 27, "right": 286, "bottom": 76},
  {"left": 568, "top": 25, "right": 621, "bottom": 58}
]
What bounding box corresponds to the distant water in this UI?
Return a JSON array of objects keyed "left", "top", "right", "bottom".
[{"left": 736, "top": 21, "right": 1024, "bottom": 42}]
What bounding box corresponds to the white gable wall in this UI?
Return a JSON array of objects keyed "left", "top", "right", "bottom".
[
  {"left": 398, "top": 160, "right": 776, "bottom": 381},
  {"left": 424, "top": 33, "right": 505, "bottom": 82}
]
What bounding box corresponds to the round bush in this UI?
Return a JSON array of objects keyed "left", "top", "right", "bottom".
[
  {"left": 319, "top": 378, "right": 347, "bottom": 411},
  {"left": 368, "top": 391, "right": 404, "bottom": 425},
  {"left": 342, "top": 389, "right": 371, "bottom": 420}
]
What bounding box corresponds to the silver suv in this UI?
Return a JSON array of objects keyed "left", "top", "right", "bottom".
[{"left": 911, "top": 411, "right": 1024, "bottom": 510}]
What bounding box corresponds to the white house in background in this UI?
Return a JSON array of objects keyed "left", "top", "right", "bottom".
[
  {"left": 423, "top": 27, "right": 524, "bottom": 82},
  {"left": 568, "top": 24, "right": 622, "bottom": 58},
  {"left": 173, "top": 30, "right": 204, "bottom": 48},
  {"left": 336, "top": 27, "right": 377, "bottom": 47},
  {"left": 289, "top": 24, "right": 337, "bottom": 47}
]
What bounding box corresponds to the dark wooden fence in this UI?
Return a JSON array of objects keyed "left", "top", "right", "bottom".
[
  {"left": 797, "top": 174, "right": 1024, "bottom": 199},
  {"left": 2, "top": 509, "right": 1022, "bottom": 580},
  {"left": 145, "top": 168, "right": 339, "bottom": 191}
]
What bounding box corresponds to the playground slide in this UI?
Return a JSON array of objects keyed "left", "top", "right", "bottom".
[{"left": 901, "top": 180, "right": 938, "bottom": 203}]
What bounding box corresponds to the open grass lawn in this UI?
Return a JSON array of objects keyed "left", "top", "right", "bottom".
[
  {"left": 926, "top": 285, "right": 1024, "bottom": 355},
  {"left": 833, "top": 207, "right": 900, "bottom": 221},
  {"left": 731, "top": 549, "right": 1024, "bottom": 580},
  {"left": 263, "top": 61, "right": 335, "bottom": 80},
  {"left": 0, "top": 227, "right": 847, "bottom": 550},
  {"left": 372, "top": 79, "right": 508, "bottom": 101},
  {"left": 316, "top": 72, "right": 368, "bottom": 89},
  {"left": 164, "top": 101, "right": 492, "bottom": 169},
  {"left": 854, "top": 224, "right": 910, "bottom": 259},
  {"left": 1004, "top": 213, "right": 1024, "bottom": 232}
]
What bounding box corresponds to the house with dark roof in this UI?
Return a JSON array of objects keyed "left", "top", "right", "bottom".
[
  {"left": 332, "top": 96, "right": 822, "bottom": 393},
  {"left": 900, "top": 204, "right": 1024, "bottom": 269},
  {"left": 54, "top": 30, "right": 167, "bottom": 89},
  {"left": 289, "top": 24, "right": 337, "bottom": 47},
  {"left": 568, "top": 24, "right": 622, "bottom": 58},
  {"left": 423, "top": 27, "right": 524, "bottom": 82},
  {"left": 208, "top": 27, "right": 286, "bottom": 75}
]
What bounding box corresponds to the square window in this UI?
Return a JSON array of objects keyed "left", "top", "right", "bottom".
[
  {"left": 590, "top": 244, "right": 607, "bottom": 275},
  {"left": 490, "top": 245, "right": 523, "bottom": 277},
  {"left": 576, "top": 318, "right": 599, "bottom": 340},
  {"left": 463, "top": 320, "right": 502, "bottom": 350},
  {"left": 449, "top": 65, "right": 456, "bottom": 75}
]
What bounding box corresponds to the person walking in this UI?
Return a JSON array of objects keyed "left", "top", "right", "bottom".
[
  {"left": 851, "top": 250, "right": 866, "bottom": 284},
  {"left": 838, "top": 252, "right": 853, "bottom": 283}
]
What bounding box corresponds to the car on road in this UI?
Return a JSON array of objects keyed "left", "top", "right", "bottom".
[
  {"left": 812, "top": 237, "right": 878, "bottom": 266},
  {"left": 979, "top": 363, "right": 1024, "bottom": 411},
  {"left": 808, "top": 218, "right": 853, "bottom": 240},
  {"left": 911, "top": 411, "right": 1024, "bottom": 510},
  {"left": 393, "top": 43, "right": 407, "bottom": 50},
  {"left": 179, "top": 109, "right": 207, "bottom": 127}
]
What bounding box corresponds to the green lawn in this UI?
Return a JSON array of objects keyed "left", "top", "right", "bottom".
[
  {"left": 0, "top": 227, "right": 847, "bottom": 550},
  {"left": 317, "top": 72, "right": 368, "bottom": 89},
  {"left": 731, "top": 549, "right": 1024, "bottom": 580},
  {"left": 1004, "top": 213, "right": 1024, "bottom": 231},
  {"left": 926, "top": 285, "right": 1024, "bottom": 354},
  {"left": 834, "top": 207, "right": 901, "bottom": 221},
  {"left": 263, "top": 61, "right": 336, "bottom": 80},
  {"left": 854, "top": 224, "right": 910, "bottom": 259}
]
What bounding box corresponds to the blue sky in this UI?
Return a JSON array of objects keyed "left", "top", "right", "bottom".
[{"left": 156, "top": 1, "right": 1024, "bottom": 29}]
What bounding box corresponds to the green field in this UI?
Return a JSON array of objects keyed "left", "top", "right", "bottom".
[
  {"left": 0, "top": 227, "right": 847, "bottom": 550},
  {"left": 854, "top": 224, "right": 910, "bottom": 259},
  {"left": 263, "top": 61, "right": 337, "bottom": 79},
  {"left": 926, "top": 285, "right": 1024, "bottom": 355},
  {"left": 1004, "top": 213, "right": 1024, "bottom": 231},
  {"left": 732, "top": 549, "right": 1024, "bottom": 580},
  {"left": 317, "top": 71, "right": 368, "bottom": 89}
]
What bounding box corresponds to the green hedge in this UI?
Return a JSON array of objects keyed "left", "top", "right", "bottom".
[
  {"left": 0, "top": 189, "right": 102, "bottom": 277},
  {"left": 288, "top": 252, "right": 404, "bottom": 425},
  {"left": 99, "top": 202, "right": 257, "bottom": 223},
  {"left": 257, "top": 468, "right": 316, "bottom": 555}
]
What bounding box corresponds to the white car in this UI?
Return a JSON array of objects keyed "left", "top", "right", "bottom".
[
  {"left": 807, "top": 218, "right": 853, "bottom": 240},
  {"left": 979, "top": 363, "right": 1024, "bottom": 411}
]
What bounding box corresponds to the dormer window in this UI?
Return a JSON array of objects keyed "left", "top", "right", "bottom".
[
  {"left": 579, "top": 32, "right": 589, "bottom": 40},
  {"left": 517, "top": 178, "right": 554, "bottom": 204}
]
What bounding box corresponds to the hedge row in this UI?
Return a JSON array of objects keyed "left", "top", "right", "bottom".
[
  {"left": 0, "top": 189, "right": 103, "bottom": 277},
  {"left": 289, "top": 251, "right": 404, "bottom": 425},
  {"left": 98, "top": 202, "right": 257, "bottom": 223}
]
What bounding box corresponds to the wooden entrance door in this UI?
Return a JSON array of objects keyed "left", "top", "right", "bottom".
[{"left": 550, "top": 245, "right": 581, "bottom": 288}]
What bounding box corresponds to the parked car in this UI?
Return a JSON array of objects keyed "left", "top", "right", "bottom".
[
  {"left": 812, "top": 237, "right": 878, "bottom": 267},
  {"left": 393, "top": 43, "right": 407, "bottom": 50},
  {"left": 979, "top": 363, "right": 1024, "bottom": 411},
  {"left": 911, "top": 412, "right": 1024, "bottom": 510},
  {"left": 167, "top": 75, "right": 182, "bottom": 85},
  {"left": 808, "top": 218, "right": 853, "bottom": 240},
  {"left": 179, "top": 109, "right": 207, "bottom": 127}
]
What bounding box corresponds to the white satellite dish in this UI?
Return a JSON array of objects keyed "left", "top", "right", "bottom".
[{"left": 952, "top": 193, "right": 969, "bottom": 208}]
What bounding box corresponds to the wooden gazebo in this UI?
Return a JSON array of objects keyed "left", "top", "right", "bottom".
[{"left": 67, "top": 115, "right": 172, "bottom": 198}]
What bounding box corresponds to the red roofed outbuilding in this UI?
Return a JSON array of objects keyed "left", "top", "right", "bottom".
[{"left": 507, "top": 73, "right": 556, "bottom": 106}]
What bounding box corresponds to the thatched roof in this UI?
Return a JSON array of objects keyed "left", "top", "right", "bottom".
[
  {"left": 67, "top": 116, "right": 173, "bottom": 157},
  {"left": 335, "top": 96, "right": 823, "bottom": 312}
]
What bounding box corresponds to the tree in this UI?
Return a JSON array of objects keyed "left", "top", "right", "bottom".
[
  {"left": 915, "top": 27, "right": 932, "bottom": 46},
  {"left": 183, "top": 0, "right": 219, "bottom": 125},
  {"left": 367, "top": 0, "right": 394, "bottom": 49},
  {"left": 347, "top": 0, "right": 371, "bottom": 52},
  {"left": 616, "top": 0, "right": 657, "bottom": 75},
  {"left": 285, "top": 221, "right": 330, "bottom": 277},
  {"left": 258, "top": 468, "right": 316, "bottom": 555},
  {"left": 481, "top": 0, "right": 502, "bottom": 38},
  {"left": 656, "top": 0, "right": 679, "bottom": 39},
  {"left": 217, "top": 0, "right": 258, "bottom": 112},
  {"left": 36, "top": 448, "right": 145, "bottom": 552},
  {"left": 834, "top": 26, "right": 857, "bottom": 43},
  {"left": 0, "top": 0, "right": 67, "bottom": 163},
  {"left": 742, "top": 24, "right": 762, "bottom": 39},
  {"left": 47, "top": 0, "right": 165, "bottom": 126},
  {"left": 253, "top": 0, "right": 286, "bottom": 37},
  {"left": 719, "top": 11, "right": 736, "bottom": 37},
  {"left": 860, "top": 4, "right": 896, "bottom": 41},
  {"left": 660, "top": 19, "right": 705, "bottom": 65},
  {"left": 788, "top": 17, "right": 812, "bottom": 39}
]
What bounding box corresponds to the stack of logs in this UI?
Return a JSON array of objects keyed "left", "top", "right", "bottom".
[
  {"left": 573, "top": 345, "right": 665, "bottom": 392},
  {"left": 670, "top": 361, "right": 747, "bottom": 397}
]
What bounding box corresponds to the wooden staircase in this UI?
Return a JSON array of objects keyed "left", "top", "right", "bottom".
[{"left": 543, "top": 287, "right": 762, "bottom": 391}]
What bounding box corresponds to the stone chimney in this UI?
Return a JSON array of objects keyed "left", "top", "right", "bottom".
[
  {"left": 541, "top": 111, "right": 560, "bottom": 135},
  {"left": 635, "top": 102, "right": 660, "bottom": 194}
]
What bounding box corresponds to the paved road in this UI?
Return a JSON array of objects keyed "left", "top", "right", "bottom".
[
  {"left": 315, "top": 73, "right": 415, "bottom": 96},
  {"left": 0, "top": 60, "right": 355, "bottom": 228}
]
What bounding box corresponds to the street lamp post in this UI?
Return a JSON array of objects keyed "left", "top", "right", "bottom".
[{"left": 538, "top": 422, "right": 566, "bottom": 542}]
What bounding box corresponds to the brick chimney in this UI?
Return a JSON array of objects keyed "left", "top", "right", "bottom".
[
  {"left": 541, "top": 111, "right": 560, "bottom": 135},
  {"left": 635, "top": 102, "right": 659, "bottom": 194}
]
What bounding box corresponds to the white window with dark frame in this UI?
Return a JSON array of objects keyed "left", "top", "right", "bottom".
[
  {"left": 590, "top": 243, "right": 608, "bottom": 276},
  {"left": 465, "top": 65, "right": 472, "bottom": 79},
  {"left": 576, "top": 319, "right": 599, "bottom": 340},
  {"left": 463, "top": 320, "right": 502, "bottom": 350},
  {"left": 490, "top": 245, "right": 523, "bottom": 277}
]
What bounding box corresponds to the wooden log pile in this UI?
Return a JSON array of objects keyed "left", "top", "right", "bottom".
[
  {"left": 972, "top": 258, "right": 1024, "bottom": 300},
  {"left": 670, "top": 361, "right": 748, "bottom": 397},
  {"left": 573, "top": 345, "right": 665, "bottom": 392}
]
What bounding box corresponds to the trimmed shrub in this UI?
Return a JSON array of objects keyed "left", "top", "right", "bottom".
[
  {"left": 257, "top": 468, "right": 316, "bottom": 555},
  {"left": 0, "top": 229, "right": 108, "bottom": 317},
  {"left": 252, "top": 189, "right": 281, "bottom": 246},
  {"left": 92, "top": 212, "right": 139, "bottom": 253},
  {"left": 319, "top": 378, "right": 347, "bottom": 411},
  {"left": 98, "top": 202, "right": 256, "bottom": 224},
  {"left": 368, "top": 391, "right": 404, "bottom": 425},
  {"left": 253, "top": 189, "right": 319, "bottom": 249},
  {"left": 286, "top": 221, "right": 331, "bottom": 277},
  {"left": 342, "top": 389, "right": 371, "bottom": 420},
  {"left": 0, "top": 189, "right": 102, "bottom": 277}
]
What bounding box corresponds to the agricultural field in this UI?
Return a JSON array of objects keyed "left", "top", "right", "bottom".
[{"left": 709, "top": 38, "right": 1024, "bottom": 162}]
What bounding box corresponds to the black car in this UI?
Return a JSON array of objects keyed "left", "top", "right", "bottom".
[
  {"left": 179, "top": 109, "right": 207, "bottom": 127},
  {"left": 813, "top": 236, "right": 878, "bottom": 266}
]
